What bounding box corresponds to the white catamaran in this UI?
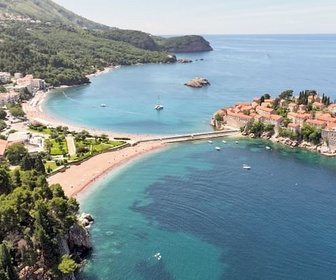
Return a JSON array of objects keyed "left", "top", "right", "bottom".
[{"left": 154, "top": 96, "right": 164, "bottom": 110}]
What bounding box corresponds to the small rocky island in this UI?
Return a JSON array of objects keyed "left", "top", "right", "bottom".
[{"left": 184, "top": 77, "right": 211, "bottom": 88}]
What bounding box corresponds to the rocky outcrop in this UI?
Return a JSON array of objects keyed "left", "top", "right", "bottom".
[
  {"left": 177, "top": 58, "right": 193, "bottom": 63},
  {"left": 184, "top": 77, "right": 210, "bottom": 88},
  {"left": 67, "top": 217, "right": 93, "bottom": 263}
]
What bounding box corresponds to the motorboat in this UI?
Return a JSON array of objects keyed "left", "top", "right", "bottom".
[
  {"left": 215, "top": 146, "right": 221, "bottom": 151},
  {"left": 100, "top": 103, "right": 106, "bottom": 107},
  {"left": 243, "top": 164, "right": 251, "bottom": 170}
]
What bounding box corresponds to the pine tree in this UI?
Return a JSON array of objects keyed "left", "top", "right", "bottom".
[
  {"left": 0, "top": 168, "right": 12, "bottom": 195},
  {"left": 0, "top": 244, "right": 19, "bottom": 280}
]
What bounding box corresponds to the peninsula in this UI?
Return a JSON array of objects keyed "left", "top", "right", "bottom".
[{"left": 211, "top": 89, "right": 336, "bottom": 155}]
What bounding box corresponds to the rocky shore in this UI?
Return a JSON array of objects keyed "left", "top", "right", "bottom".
[{"left": 240, "top": 130, "right": 336, "bottom": 157}]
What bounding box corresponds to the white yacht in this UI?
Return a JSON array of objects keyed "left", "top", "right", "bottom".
[{"left": 243, "top": 164, "right": 251, "bottom": 170}]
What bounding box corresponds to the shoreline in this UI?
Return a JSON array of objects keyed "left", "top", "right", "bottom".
[
  {"left": 47, "top": 141, "right": 167, "bottom": 198},
  {"left": 23, "top": 91, "right": 161, "bottom": 142},
  {"left": 22, "top": 91, "right": 168, "bottom": 198}
]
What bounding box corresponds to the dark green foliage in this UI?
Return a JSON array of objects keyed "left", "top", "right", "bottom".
[
  {"left": 214, "top": 113, "right": 223, "bottom": 121},
  {"left": 263, "top": 93, "right": 271, "bottom": 99},
  {"left": 154, "top": 35, "right": 213, "bottom": 52},
  {"left": 0, "top": 22, "right": 175, "bottom": 86},
  {"left": 4, "top": 143, "right": 28, "bottom": 165},
  {"left": 0, "top": 109, "right": 7, "bottom": 120},
  {"left": 249, "top": 121, "right": 265, "bottom": 136},
  {"left": 20, "top": 153, "right": 46, "bottom": 174},
  {"left": 0, "top": 120, "right": 6, "bottom": 131},
  {"left": 102, "top": 29, "right": 159, "bottom": 51},
  {"left": 0, "top": 168, "right": 12, "bottom": 195},
  {"left": 278, "top": 128, "right": 299, "bottom": 140},
  {"left": 7, "top": 103, "right": 24, "bottom": 118},
  {"left": 259, "top": 95, "right": 265, "bottom": 105},
  {"left": 279, "top": 89, "right": 294, "bottom": 100},
  {"left": 246, "top": 121, "right": 274, "bottom": 136},
  {"left": 0, "top": 244, "right": 19, "bottom": 280},
  {"left": 0, "top": 163, "right": 80, "bottom": 275},
  {"left": 301, "top": 123, "right": 321, "bottom": 144}
]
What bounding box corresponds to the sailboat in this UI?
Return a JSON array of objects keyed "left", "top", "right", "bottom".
[{"left": 154, "top": 95, "right": 164, "bottom": 110}]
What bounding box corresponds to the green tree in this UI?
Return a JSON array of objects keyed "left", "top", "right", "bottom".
[
  {"left": 263, "top": 93, "right": 271, "bottom": 99},
  {"left": 20, "top": 154, "right": 34, "bottom": 171},
  {"left": 58, "top": 254, "right": 78, "bottom": 275},
  {"left": 279, "top": 89, "right": 293, "bottom": 100},
  {"left": 0, "top": 109, "right": 7, "bottom": 120},
  {"left": 214, "top": 113, "right": 223, "bottom": 121},
  {"left": 4, "top": 143, "right": 28, "bottom": 165},
  {"left": 0, "top": 243, "right": 19, "bottom": 280},
  {"left": 8, "top": 105, "right": 24, "bottom": 118},
  {"left": 11, "top": 169, "right": 21, "bottom": 187},
  {"left": 0, "top": 120, "right": 6, "bottom": 131},
  {"left": 0, "top": 168, "right": 12, "bottom": 195}
]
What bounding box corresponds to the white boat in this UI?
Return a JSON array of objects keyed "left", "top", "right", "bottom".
[
  {"left": 266, "top": 146, "right": 271, "bottom": 150},
  {"left": 222, "top": 140, "right": 226, "bottom": 144},
  {"left": 215, "top": 146, "right": 221, "bottom": 151},
  {"left": 154, "top": 96, "right": 163, "bottom": 110},
  {"left": 235, "top": 141, "right": 239, "bottom": 144},
  {"left": 208, "top": 140, "right": 213, "bottom": 144},
  {"left": 154, "top": 104, "right": 163, "bottom": 110},
  {"left": 100, "top": 103, "right": 106, "bottom": 107},
  {"left": 243, "top": 164, "right": 251, "bottom": 170}
]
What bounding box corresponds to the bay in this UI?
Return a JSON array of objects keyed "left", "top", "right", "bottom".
[
  {"left": 43, "top": 34, "right": 336, "bottom": 279},
  {"left": 43, "top": 34, "right": 336, "bottom": 135}
]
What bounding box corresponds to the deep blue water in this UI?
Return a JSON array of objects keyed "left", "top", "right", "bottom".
[{"left": 44, "top": 34, "right": 336, "bottom": 279}]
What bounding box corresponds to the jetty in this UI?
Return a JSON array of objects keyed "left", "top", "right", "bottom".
[{"left": 133, "top": 129, "right": 240, "bottom": 145}]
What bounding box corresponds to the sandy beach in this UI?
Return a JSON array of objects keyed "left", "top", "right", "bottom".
[
  {"left": 47, "top": 141, "right": 165, "bottom": 197},
  {"left": 22, "top": 91, "right": 167, "bottom": 197}
]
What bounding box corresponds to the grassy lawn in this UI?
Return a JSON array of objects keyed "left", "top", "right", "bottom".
[
  {"left": 71, "top": 139, "right": 126, "bottom": 160},
  {"left": 45, "top": 161, "right": 58, "bottom": 172},
  {"left": 46, "top": 138, "right": 69, "bottom": 155}
]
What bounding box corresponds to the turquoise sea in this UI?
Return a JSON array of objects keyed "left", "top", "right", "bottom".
[{"left": 44, "top": 35, "right": 336, "bottom": 279}]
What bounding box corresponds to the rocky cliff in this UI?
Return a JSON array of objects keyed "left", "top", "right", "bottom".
[{"left": 155, "top": 35, "right": 213, "bottom": 53}]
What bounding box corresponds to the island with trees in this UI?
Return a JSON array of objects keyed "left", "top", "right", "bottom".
[{"left": 211, "top": 89, "right": 336, "bottom": 155}]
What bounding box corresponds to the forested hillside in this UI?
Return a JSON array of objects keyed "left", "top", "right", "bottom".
[
  {"left": 0, "top": 159, "right": 81, "bottom": 278},
  {"left": 0, "top": 22, "right": 176, "bottom": 86}
]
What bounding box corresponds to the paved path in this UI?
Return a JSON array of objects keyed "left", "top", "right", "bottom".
[
  {"left": 134, "top": 129, "right": 240, "bottom": 144},
  {"left": 66, "top": 136, "right": 76, "bottom": 156}
]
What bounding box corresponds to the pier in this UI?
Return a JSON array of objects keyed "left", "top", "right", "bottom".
[{"left": 134, "top": 129, "right": 240, "bottom": 145}]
